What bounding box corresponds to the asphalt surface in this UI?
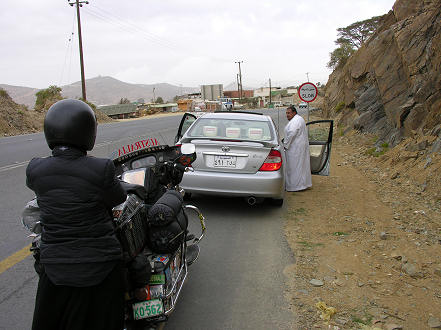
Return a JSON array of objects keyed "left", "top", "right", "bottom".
[{"left": 0, "top": 109, "right": 296, "bottom": 329}]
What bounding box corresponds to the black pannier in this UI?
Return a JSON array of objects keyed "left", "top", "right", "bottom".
[{"left": 147, "top": 190, "right": 188, "bottom": 253}]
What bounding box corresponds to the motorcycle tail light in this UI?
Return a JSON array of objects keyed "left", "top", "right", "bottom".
[
  {"left": 259, "top": 149, "right": 282, "bottom": 171},
  {"left": 134, "top": 286, "right": 149, "bottom": 301}
]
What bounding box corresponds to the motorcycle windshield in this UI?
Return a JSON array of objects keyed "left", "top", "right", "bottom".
[{"left": 106, "top": 134, "right": 186, "bottom": 179}]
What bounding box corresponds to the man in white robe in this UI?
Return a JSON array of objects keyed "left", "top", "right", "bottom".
[{"left": 283, "top": 105, "right": 312, "bottom": 191}]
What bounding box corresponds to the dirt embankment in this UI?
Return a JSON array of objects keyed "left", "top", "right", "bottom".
[
  {"left": 0, "top": 90, "right": 114, "bottom": 137},
  {"left": 284, "top": 128, "right": 441, "bottom": 329},
  {"left": 0, "top": 90, "right": 44, "bottom": 136}
]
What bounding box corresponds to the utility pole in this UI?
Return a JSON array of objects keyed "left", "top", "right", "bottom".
[
  {"left": 235, "top": 61, "right": 243, "bottom": 100},
  {"left": 306, "top": 72, "right": 310, "bottom": 82},
  {"left": 153, "top": 87, "right": 156, "bottom": 103},
  {"left": 68, "top": 0, "right": 89, "bottom": 101},
  {"left": 269, "top": 78, "right": 272, "bottom": 107},
  {"left": 236, "top": 74, "right": 240, "bottom": 101}
]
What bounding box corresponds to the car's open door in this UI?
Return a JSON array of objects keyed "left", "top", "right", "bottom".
[
  {"left": 307, "top": 120, "right": 333, "bottom": 175},
  {"left": 174, "top": 113, "right": 197, "bottom": 144}
]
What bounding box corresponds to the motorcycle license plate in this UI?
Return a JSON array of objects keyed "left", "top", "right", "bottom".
[
  {"left": 214, "top": 155, "right": 236, "bottom": 168},
  {"left": 132, "top": 299, "right": 163, "bottom": 320}
]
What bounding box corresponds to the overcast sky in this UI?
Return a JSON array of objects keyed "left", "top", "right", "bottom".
[{"left": 1, "top": 0, "right": 396, "bottom": 89}]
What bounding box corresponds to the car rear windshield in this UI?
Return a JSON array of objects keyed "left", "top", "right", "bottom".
[{"left": 188, "top": 118, "right": 273, "bottom": 141}]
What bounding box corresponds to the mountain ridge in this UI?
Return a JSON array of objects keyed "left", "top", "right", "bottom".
[{"left": 0, "top": 76, "right": 199, "bottom": 108}]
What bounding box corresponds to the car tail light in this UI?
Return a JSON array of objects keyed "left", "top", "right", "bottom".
[{"left": 259, "top": 149, "right": 282, "bottom": 171}]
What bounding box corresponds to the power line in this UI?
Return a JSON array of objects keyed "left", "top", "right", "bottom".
[
  {"left": 90, "top": 3, "right": 180, "bottom": 50},
  {"left": 59, "top": 12, "right": 76, "bottom": 86},
  {"left": 82, "top": 4, "right": 232, "bottom": 65},
  {"left": 83, "top": 5, "right": 179, "bottom": 52}
]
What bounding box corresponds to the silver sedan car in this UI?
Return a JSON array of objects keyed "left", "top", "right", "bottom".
[{"left": 175, "top": 111, "right": 333, "bottom": 206}]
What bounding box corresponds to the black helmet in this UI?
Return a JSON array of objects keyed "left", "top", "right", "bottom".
[{"left": 44, "top": 99, "right": 97, "bottom": 151}]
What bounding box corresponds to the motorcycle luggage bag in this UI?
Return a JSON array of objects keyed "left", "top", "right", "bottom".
[
  {"left": 147, "top": 190, "right": 188, "bottom": 254},
  {"left": 147, "top": 190, "right": 183, "bottom": 226}
]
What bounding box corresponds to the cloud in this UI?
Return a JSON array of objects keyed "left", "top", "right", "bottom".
[{"left": 2, "top": 0, "right": 395, "bottom": 88}]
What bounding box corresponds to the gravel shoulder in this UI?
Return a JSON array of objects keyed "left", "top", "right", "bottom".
[{"left": 283, "top": 131, "right": 441, "bottom": 329}]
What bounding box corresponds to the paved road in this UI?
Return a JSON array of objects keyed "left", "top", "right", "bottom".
[{"left": 0, "top": 110, "right": 295, "bottom": 329}]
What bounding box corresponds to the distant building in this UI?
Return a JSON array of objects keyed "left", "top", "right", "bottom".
[
  {"left": 177, "top": 99, "right": 193, "bottom": 111},
  {"left": 98, "top": 104, "right": 139, "bottom": 119},
  {"left": 223, "top": 90, "right": 254, "bottom": 98},
  {"left": 186, "top": 92, "right": 202, "bottom": 99},
  {"left": 201, "top": 84, "right": 223, "bottom": 101},
  {"left": 148, "top": 103, "right": 178, "bottom": 112}
]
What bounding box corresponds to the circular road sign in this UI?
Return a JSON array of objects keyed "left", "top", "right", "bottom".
[{"left": 298, "top": 82, "right": 318, "bottom": 103}]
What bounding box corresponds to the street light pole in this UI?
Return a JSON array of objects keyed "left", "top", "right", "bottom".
[{"left": 68, "top": 0, "right": 89, "bottom": 101}]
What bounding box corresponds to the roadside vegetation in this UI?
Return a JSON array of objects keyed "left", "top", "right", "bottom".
[{"left": 327, "top": 15, "right": 385, "bottom": 70}]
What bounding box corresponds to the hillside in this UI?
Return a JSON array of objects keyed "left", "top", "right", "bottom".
[
  {"left": 0, "top": 89, "right": 44, "bottom": 136},
  {"left": 0, "top": 84, "right": 39, "bottom": 109},
  {"left": 323, "top": 0, "right": 441, "bottom": 148},
  {"left": 0, "top": 89, "right": 112, "bottom": 137},
  {"left": 1, "top": 77, "right": 198, "bottom": 108}
]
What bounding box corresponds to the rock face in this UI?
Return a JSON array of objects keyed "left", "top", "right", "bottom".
[{"left": 324, "top": 0, "right": 441, "bottom": 146}]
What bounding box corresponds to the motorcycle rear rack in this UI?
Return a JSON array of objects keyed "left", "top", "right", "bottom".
[{"left": 164, "top": 253, "right": 188, "bottom": 315}]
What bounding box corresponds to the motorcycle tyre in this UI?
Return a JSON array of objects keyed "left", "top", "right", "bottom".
[{"left": 125, "top": 320, "right": 165, "bottom": 330}]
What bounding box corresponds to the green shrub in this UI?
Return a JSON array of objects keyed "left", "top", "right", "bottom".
[
  {"left": 35, "top": 85, "right": 63, "bottom": 111},
  {"left": 366, "top": 145, "right": 389, "bottom": 157},
  {"left": 365, "top": 147, "right": 376, "bottom": 156},
  {"left": 0, "top": 89, "right": 9, "bottom": 98},
  {"left": 335, "top": 101, "right": 345, "bottom": 112}
]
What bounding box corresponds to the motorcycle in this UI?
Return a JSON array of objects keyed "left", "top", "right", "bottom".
[{"left": 22, "top": 140, "right": 206, "bottom": 330}]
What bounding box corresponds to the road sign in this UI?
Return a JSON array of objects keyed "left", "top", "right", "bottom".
[{"left": 298, "top": 82, "right": 318, "bottom": 103}]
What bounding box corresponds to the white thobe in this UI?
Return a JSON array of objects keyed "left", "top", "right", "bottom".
[{"left": 283, "top": 114, "right": 312, "bottom": 191}]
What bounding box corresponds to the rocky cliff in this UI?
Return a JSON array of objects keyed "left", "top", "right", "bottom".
[{"left": 324, "top": 0, "right": 441, "bottom": 147}]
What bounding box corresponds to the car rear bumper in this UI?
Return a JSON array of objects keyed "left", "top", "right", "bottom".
[{"left": 181, "top": 169, "right": 285, "bottom": 199}]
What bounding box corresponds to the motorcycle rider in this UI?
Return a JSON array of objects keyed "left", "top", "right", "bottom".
[{"left": 26, "top": 99, "right": 127, "bottom": 330}]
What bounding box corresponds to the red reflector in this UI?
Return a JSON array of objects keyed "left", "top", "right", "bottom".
[{"left": 259, "top": 149, "right": 282, "bottom": 171}]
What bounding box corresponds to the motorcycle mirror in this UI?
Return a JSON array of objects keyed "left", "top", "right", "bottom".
[{"left": 180, "top": 143, "right": 195, "bottom": 155}]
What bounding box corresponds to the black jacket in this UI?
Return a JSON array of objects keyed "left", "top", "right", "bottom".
[{"left": 26, "top": 146, "right": 127, "bottom": 266}]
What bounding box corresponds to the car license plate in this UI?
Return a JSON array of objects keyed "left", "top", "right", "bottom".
[
  {"left": 132, "top": 299, "right": 163, "bottom": 320},
  {"left": 214, "top": 155, "right": 236, "bottom": 168}
]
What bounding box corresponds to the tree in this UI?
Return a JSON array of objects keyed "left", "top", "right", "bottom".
[
  {"left": 336, "top": 15, "right": 384, "bottom": 49},
  {"left": 35, "top": 85, "right": 63, "bottom": 111},
  {"left": 119, "top": 98, "right": 130, "bottom": 104},
  {"left": 327, "top": 15, "right": 384, "bottom": 70},
  {"left": 155, "top": 96, "right": 164, "bottom": 104},
  {"left": 327, "top": 43, "right": 355, "bottom": 69}
]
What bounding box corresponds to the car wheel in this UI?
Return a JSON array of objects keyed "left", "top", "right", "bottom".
[{"left": 269, "top": 198, "right": 283, "bottom": 206}]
